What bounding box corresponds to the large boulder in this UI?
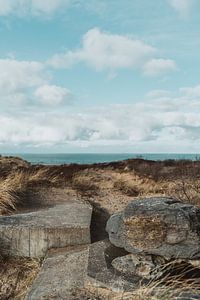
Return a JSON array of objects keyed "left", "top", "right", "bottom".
[{"left": 106, "top": 197, "right": 200, "bottom": 259}]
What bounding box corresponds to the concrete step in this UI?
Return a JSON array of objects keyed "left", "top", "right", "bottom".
[
  {"left": 26, "top": 245, "right": 89, "bottom": 300},
  {"left": 0, "top": 202, "right": 92, "bottom": 257}
]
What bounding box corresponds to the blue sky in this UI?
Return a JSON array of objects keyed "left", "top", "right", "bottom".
[{"left": 0, "top": 0, "right": 200, "bottom": 153}]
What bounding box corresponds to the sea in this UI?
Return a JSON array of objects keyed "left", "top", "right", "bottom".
[{"left": 4, "top": 153, "right": 200, "bottom": 165}]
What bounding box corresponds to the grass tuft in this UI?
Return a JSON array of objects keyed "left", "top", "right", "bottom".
[
  {"left": 0, "top": 168, "right": 62, "bottom": 215},
  {"left": 0, "top": 256, "right": 40, "bottom": 300}
]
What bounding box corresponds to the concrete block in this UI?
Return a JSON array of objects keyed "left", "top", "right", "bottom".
[
  {"left": 26, "top": 245, "right": 89, "bottom": 300},
  {"left": 0, "top": 202, "right": 92, "bottom": 257}
]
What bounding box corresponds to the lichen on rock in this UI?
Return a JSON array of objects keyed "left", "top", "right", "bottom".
[{"left": 106, "top": 197, "right": 200, "bottom": 259}]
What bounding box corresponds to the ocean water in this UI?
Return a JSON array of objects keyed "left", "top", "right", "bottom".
[{"left": 6, "top": 153, "right": 200, "bottom": 165}]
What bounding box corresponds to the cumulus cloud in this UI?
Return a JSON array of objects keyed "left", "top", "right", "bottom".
[
  {"left": 49, "top": 28, "right": 176, "bottom": 76},
  {"left": 0, "top": 59, "right": 45, "bottom": 92},
  {"left": 143, "top": 59, "right": 177, "bottom": 76},
  {"left": 0, "top": 58, "right": 72, "bottom": 108},
  {"left": 1, "top": 87, "right": 200, "bottom": 151},
  {"left": 35, "top": 84, "right": 73, "bottom": 106},
  {"left": 0, "top": 0, "right": 70, "bottom": 17},
  {"left": 169, "top": 0, "right": 193, "bottom": 18},
  {"left": 50, "top": 28, "right": 156, "bottom": 70},
  {"left": 0, "top": 59, "right": 46, "bottom": 106}
]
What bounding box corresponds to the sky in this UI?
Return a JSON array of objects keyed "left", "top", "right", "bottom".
[{"left": 0, "top": 0, "right": 200, "bottom": 153}]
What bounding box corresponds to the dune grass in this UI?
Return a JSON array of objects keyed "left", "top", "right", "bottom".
[
  {"left": 0, "top": 168, "right": 61, "bottom": 215},
  {"left": 75, "top": 278, "right": 199, "bottom": 300},
  {"left": 0, "top": 256, "right": 40, "bottom": 300},
  {"left": 0, "top": 158, "right": 199, "bottom": 299},
  {"left": 0, "top": 171, "right": 27, "bottom": 215},
  {"left": 1, "top": 164, "right": 200, "bottom": 215}
]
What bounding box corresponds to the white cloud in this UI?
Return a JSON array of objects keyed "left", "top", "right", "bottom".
[
  {"left": 180, "top": 84, "right": 200, "bottom": 98},
  {"left": 0, "top": 59, "right": 45, "bottom": 92},
  {"left": 0, "top": 0, "right": 194, "bottom": 20},
  {"left": 30, "top": 0, "right": 70, "bottom": 15},
  {"left": 1, "top": 87, "right": 200, "bottom": 151},
  {"left": 49, "top": 28, "right": 176, "bottom": 76},
  {"left": 0, "top": 58, "right": 73, "bottom": 108},
  {"left": 0, "top": 1, "right": 13, "bottom": 16},
  {"left": 143, "top": 59, "right": 177, "bottom": 76},
  {"left": 147, "top": 89, "right": 172, "bottom": 99},
  {"left": 50, "top": 28, "right": 156, "bottom": 70},
  {"left": 0, "top": 0, "right": 70, "bottom": 17},
  {"left": 35, "top": 84, "right": 72, "bottom": 106},
  {"left": 0, "top": 59, "right": 46, "bottom": 106},
  {"left": 169, "top": 0, "right": 192, "bottom": 18}
]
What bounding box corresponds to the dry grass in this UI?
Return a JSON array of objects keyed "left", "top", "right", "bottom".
[
  {"left": 113, "top": 281, "right": 199, "bottom": 300},
  {"left": 0, "top": 168, "right": 62, "bottom": 215},
  {"left": 0, "top": 256, "right": 40, "bottom": 300},
  {"left": 112, "top": 172, "right": 200, "bottom": 208},
  {"left": 113, "top": 173, "right": 168, "bottom": 197},
  {"left": 66, "top": 169, "right": 200, "bottom": 215},
  {"left": 72, "top": 172, "right": 100, "bottom": 197},
  {"left": 0, "top": 172, "right": 28, "bottom": 215},
  {"left": 89, "top": 271, "right": 199, "bottom": 299},
  {"left": 170, "top": 178, "right": 200, "bottom": 206},
  {"left": 113, "top": 179, "right": 140, "bottom": 197},
  {"left": 117, "top": 262, "right": 200, "bottom": 299},
  {"left": 73, "top": 259, "right": 200, "bottom": 300},
  {"left": 0, "top": 165, "right": 200, "bottom": 217},
  {"left": 0, "top": 158, "right": 200, "bottom": 299},
  {"left": 76, "top": 278, "right": 200, "bottom": 300}
]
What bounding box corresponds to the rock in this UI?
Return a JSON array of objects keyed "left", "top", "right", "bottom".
[
  {"left": 106, "top": 197, "right": 200, "bottom": 259},
  {"left": 111, "top": 253, "right": 156, "bottom": 279},
  {"left": 26, "top": 245, "right": 89, "bottom": 300},
  {"left": 0, "top": 201, "right": 92, "bottom": 257},
  {"left": 86, "top": 240, "right": 138, "bottom": 293},
  {"left": 112, "top": 254, "right": 200, "bottom": 281}
]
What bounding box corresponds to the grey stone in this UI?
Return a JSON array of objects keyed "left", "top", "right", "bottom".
[
  {"left": 112, "top": 254, "right": 200, "bottom": 282},
  {"left": 106, "top": 197, "right": 200, "bottom": 259},
  {"left": 0, "top": 201, "right": 92, "bottom": 257},
  {"left": 86, "top": 240, "right": 139, "bottom": 293},
  {"left": 111, "top": 253, "right": 156, "bottom": 279},
  {"left": 26, "top": 245, "right": 89, "bottom": 300}
]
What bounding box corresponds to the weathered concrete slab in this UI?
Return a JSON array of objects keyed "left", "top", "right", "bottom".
[
  {"left": 0, "top": 202, "right": 92, "bottom": 257},
  {"left": 26, "top": 245, "right": 89, "bottom": 300}
]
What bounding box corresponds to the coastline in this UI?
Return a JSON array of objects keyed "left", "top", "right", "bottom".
[{"left": 1, "top": 152, "right": 200, "bottom": 165}]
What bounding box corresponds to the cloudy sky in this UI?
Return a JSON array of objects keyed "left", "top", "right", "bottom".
[{"left": 0, "top": 0, "right": 200, "bottom": 153}]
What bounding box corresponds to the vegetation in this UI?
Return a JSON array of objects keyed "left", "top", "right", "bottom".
[
  {"left": 0, "top": 156, "right": 200, "bottom": 299},
  {"left": 72, "top": 276, "right": 199, "bottom": 300},
  {"left": 1, "top": 156, "right": 200, "bottom": 215},
  {"left": 0, "top": 167, "right": 61, "bottom": 215},
  {"left": 0, "top": 256, "right": 40, "bottom": 300}
]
